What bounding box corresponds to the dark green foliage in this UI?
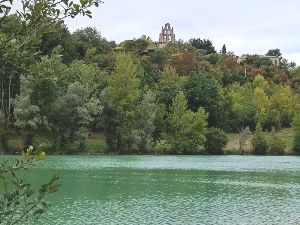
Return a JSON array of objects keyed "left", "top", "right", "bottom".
[
  {"left": 293, "top": 133, "right": 300, "bottom": 154},
  {"left": 183, "top": 72, "right": 225, "bottom": 127},
  {"left": 0, "top": 112, "right": 7, "bottom": 152},
  {"left": 292, "top": 113, "right": 300, "bottom": 154},
  {"left": 121, "top": 38, "right": 150, "bottom": 54},
  {"left": 189, "top": 38, "right": 216, "bottom": 54},
  {"left": 266, "top": 48, "right": 282, "bottom": 57},
  {"left": 267, "top": 135, "right": 286, "bottom": 155},
  {"left": 207, "top": 53, "right": 219, "bottom": 65},
  {"left": 204, "top": 128, "right": 228, "bottom": 155},
  {"left": 221, "top": 44, "right": 227, "bottom": 55},
  {"left": 251, "top": 123, "right": 268, "bottom": 155}
]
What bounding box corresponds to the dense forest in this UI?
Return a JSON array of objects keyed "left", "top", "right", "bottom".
[{"left": 1, "top": 6, "right": 300, "bottom": 155}]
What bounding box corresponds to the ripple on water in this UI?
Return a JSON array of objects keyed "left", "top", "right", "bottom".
[{"left": 18, "top": 156, "right": 300, "bottom": 225}]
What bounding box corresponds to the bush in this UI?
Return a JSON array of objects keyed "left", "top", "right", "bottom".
[
  {"left": 293, "top": 133, "right": 300, "bottom": 155},
  {"left": 251, "top": 123, "right": 268, "bottom": 155},
  {"left": 267, "top": 135, "right": 286, "bottom": 155},
  {"left": 205, "top": 128, "right": 228, "bottom": 155},
  {"left": 292, "top": 113, "right": 300, "bottom": 155}
]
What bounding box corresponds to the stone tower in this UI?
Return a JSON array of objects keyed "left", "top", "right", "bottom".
[{"left": 158, "top": 23, "right": 176, "bottom": 48}]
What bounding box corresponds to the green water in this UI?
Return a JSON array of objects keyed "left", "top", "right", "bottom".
[{"left": 7, "top": 156, "right": 300, "bottom": 224}]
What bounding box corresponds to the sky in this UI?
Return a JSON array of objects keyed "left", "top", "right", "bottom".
[{"left": 16, "top": 0, "right": 300, "bottom": 65}]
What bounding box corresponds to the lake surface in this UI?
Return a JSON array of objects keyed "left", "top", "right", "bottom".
[{"left": 11, "top": 156, "right": 300, "bottom": 224}]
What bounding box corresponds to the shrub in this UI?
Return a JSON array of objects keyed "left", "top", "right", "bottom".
[
  {"left": 154, "top": 139, "right": 172, "bottom": 154},
  {"left": 293, "top": 133, "right": 300, "bottom": 154},
  {"left": 292, "top": 113, "right": 300, "bottom": 154},
  {"left": 205, "top": 128, "right": 228, "bottom": 155},
  {"left": 251, "top": 123, "right": 268, "bottom": 155},
  {"left": 267, "top": 135, "right": 286, "bottom": 155}
]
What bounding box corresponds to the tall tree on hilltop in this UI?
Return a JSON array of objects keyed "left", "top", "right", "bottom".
[
  {"left": 266, "top": 48, "right": 282, "bottom": 57},
  {"left": 189, "top": 38, "right": 216, "bottom": 55}
]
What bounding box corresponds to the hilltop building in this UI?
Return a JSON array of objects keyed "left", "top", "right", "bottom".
[
  {"left": 237, "top": 54, "right": 280, "bottom": 66},
  {"left": 158, "top": 23, "right": 176, "bottom": 48}
]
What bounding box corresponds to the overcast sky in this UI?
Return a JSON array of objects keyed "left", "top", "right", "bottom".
[{"left": 59, "top": 0, "right": 300, "bottom": 65}]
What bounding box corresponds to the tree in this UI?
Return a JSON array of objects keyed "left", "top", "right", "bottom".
[
  {"left": 221, "top": 44, "right": 227, "bottom": 55},
  {"left": 292, "top": 113, "right": 300, "bottom": 154},
  {"left": 204, "top": 128, "right": 228, "bottom": 155},
  {"left": 49, "top": 82, "right": 101, "bottom": 153},
  {"left": 13, "top": 81, "right": 44, "bottom": 148},
  {"left": 136, "top": 91, "right": 157, "bottom": 153},
  {"left": 120, "top": 38, "right": 150, "bottom": 54},
  {"left": 71, "top": 27, "right": 112, "bottom": 59},
  {"left": 269, "top": 85, "right": 295, "bottom": 128},
  {"left": 156, "top": 66, "right": 183, "bottom": 110},
  {"left": 266, "top": 48, "right": 282, "bottom": 57},
  {"left": 183, "top": 72, "right": 225, "bottom": 127},
  {"left": 0, "top": 0, "right": 102, "bottom": 135},
  {"left": 251, "top": 123, "right": 268, "bottom": 155},
  {"left": 104, "top": 54, "right": 143, "bottom": 153},
  {"left": 239, "top": 126, "right": 251, "bottom": 153},
  {"left": 189, "top": 38, "right": 216, "bottom": 55},
  {"left": 166, "top": 91, "right": 208, "bottom": 154},
  {"left": 228, "top": 83, "right": 257, "bottom": 131},
  {"left": 0, "top": 0, "right": 103, "bottom": 64},
  {"left": 267, "top": 132, "right": 286, "bottom": 155},
  {"left": 253, "top": 86, "right": 270, "bottom": 127},
  {"left": 168, "top": 51, "right": 201, "bottom": 76}
]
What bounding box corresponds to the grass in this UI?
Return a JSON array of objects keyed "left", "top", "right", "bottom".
[
  {"left": 225, "top": 128, "right": 295, "bottom": 155},
  {"left": 3, "top": 133, "right": 108, "bottom": 154},
  {"left": 2, "top": 128, "right": 297, "bottom": 155}
]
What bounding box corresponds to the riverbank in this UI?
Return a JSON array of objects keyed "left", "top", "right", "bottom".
[{"left": 1, "top": 128, "right": 296, "bottom": 155}]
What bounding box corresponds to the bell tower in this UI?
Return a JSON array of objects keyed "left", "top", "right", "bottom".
[{"left": 158, "top": 23, "right": 176, "bottom": 48}]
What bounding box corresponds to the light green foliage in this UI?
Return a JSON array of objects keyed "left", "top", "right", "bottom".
[
  {"left": 156, "top": 65, "right": 183, "bottom": 110},
  {"left": 228, "top": 76, "right": 296, "bottom": 131},
  {"left": 104, "top": 54, "right": 143, "bottom": 152},
  {"left": 228, "top": 83, "right": 257, "bottom": 130},
  {"left": 292, "top": 113, "right": 300, "bottom": 154},
  {"left": 166, "top": 92, "right": 208, "bottom": 154},
  {"left": 269, "top": 85, "right": 295, "bottom": 127},
  {"left": 251, "top": 123, "right": 268, "bottom": 155},
  {"left": 0, "top": 147, "right": 60, "bottom": 225},
  {"left": 252, "top": 75, "right": 270, "bottom": 125}
]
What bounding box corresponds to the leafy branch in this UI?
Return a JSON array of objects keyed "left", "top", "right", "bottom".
[{"left": 0, "top": 146, "right": 61, "bottom": 225}]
